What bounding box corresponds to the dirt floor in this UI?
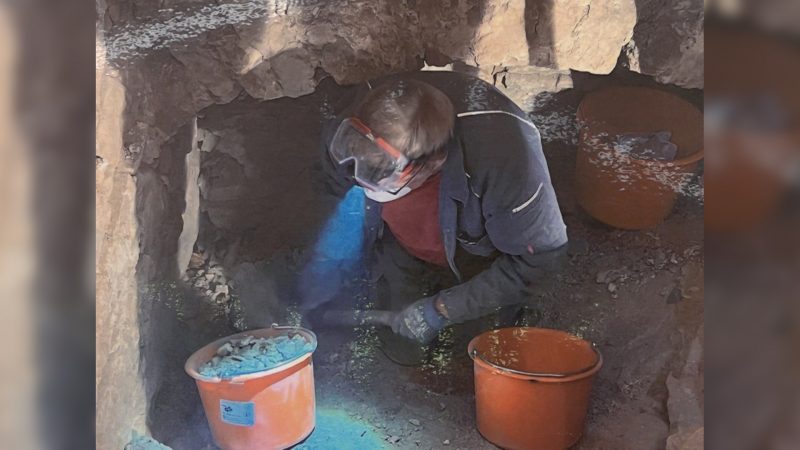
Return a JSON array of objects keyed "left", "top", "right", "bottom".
[{"left": 142, "top": 70, "right": 704, "bottom": 449}]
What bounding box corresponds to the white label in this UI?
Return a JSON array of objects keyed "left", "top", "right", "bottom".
[{"left": 220, "top": 399, "right": 255, "bottom": 427}]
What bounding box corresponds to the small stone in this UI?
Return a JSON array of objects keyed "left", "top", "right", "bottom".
[
  {"left": 653, "top": 249, "right": 667, "bottom": 267},
  {"left": 443, "top": 439, "right": 451, "bottom": 445},
  {"left": 215, "top": 284, "right": 229, "bottom": 296},
  {"left": 205, "top": 273, "right": 215, "bottom": 280},
  {"left": 439, "top": 402, "right": 446, "bottom": 411},
  {"left": 188, "top": 252, "right": 205, "bottom": 269},
  {"left": 666, "top": 286, "right": 683, "bottom": 304},
  {"left": 607, "top": 283, "right": 617, "bottom": 293},
  {"left": 409, "top": 419, "right": 420, "bottom": 426},
  {"left": 216, "top": 343, "right": 233, "bottom": 356},
  {"left": 596, "top": 268, "right": 623, "bottom": 284},
  {"left": 567, "top": 238, "right": 590, "bottom": 256},
  {"left": 683, "top": 245, "right": 701, "bottom": 258},
  {"left": 207, "top": 266, "right": 225, "bottom": 277},
  {"left": 596, "top": 270, "right": 612, "bottom": 284}
]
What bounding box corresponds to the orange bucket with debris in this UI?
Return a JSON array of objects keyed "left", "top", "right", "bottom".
[
  {"left": 468, "top": 327, "right": 602, "bottom": 450},
  {"left": 575, "top": 87, "right": 704, "bottom": 229},
  {"left": 185, "top": 326, "right": 317, "bottom": 450}
]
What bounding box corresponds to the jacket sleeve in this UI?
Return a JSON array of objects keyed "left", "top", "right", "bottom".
[
  {"left": 436, "top": 114, "right": 569, "bottom": 323},
  {"left": 437, "top": 181, "right": 568, "bottom": 322},
  {"left": 438, "top": 245, "right": 567, "bottom": 323}
]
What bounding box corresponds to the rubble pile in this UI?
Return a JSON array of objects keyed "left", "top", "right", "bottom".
[
  {"left": 185, "top": 248, "right": 233, "bottom": 308},
  {"left": 199, "top": 334, "right": 315, "bottom": 378}
]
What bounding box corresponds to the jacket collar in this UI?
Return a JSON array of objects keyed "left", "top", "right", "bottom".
[{"left": 439, "top": 135, "right": 470, "bottom": 204}]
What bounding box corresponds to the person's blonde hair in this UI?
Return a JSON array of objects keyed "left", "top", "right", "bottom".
[{"left": 354, "top": 79, "right": 455, "bottom": 160}]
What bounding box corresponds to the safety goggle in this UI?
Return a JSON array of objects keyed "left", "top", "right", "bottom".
[{"left": 329, "top": 117, "right": 422, "bottom": 194}]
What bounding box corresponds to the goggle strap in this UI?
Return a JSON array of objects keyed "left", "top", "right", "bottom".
[{"left": 348, "top": 117, "right": 405, "bottom": 161}]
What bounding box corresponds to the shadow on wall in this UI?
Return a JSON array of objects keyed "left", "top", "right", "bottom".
[{"left": 525, "top": 0, "right": 557, "bottom": 68}]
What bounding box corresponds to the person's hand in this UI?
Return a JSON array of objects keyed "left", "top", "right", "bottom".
[{"left": 391, "top": 297, "right": 449, "bottom": 344}]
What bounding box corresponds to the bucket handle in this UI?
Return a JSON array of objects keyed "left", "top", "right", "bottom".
[{"left": 470, "top": 344, "right": 602, "bottom": 379}]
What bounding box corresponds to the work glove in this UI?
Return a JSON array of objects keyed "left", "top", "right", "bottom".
[{"left": 391, "top": 296, "right": 448, "bottom": 345}]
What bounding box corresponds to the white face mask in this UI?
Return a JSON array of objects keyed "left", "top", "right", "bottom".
[{"left": 363, "top": 186, "right": 412, "bottom": 203}]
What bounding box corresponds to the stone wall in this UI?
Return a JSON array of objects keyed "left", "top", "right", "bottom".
[
  {"left": 626, "top": 0, "right": 704, "bottom": 89},
  {"left": 95, "top": 1, "right": 704, "bottom": 447},
  {"left": 96, "top": 70, "right": 148, "bottom": 450}
]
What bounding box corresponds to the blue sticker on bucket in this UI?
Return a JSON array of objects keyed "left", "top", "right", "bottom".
[{"left": 220, "top": 399, "right": 255, "bottom": 427}]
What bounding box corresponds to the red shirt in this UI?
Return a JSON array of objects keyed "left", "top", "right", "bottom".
[{"left": 380, "top": 173, "right": 448, "bottom": 267}]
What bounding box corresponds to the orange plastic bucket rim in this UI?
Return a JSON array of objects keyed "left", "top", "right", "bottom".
[
  {"left": 184, "top": 324, "right": 318, "bottom": 384},
  {"left": 467, "top": 327, "right": 603, "bottom": 383},
  {"left": 469, "top": 327, "right": 603, "bottom": 449},
  {"left": 186, "top": 325, "right": 318, "bottom": 450}
]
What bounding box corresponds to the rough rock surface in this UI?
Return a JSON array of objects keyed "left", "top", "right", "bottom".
[
  {"left": 97, "top": 0, "right": 657, "bottom": 151},
  {"left": 135, "top": 123, "right": 194, "bottom": 282},
  {"left": 534, "top": 0, "right": 637, "bottom": 73},
  {"left": 96, "top": 70, "right": 149, "bottom": 450},
  {"left": 625, "top": 0, "right": 704, "bottom": 88},
  {"left": 666, "top": 331, "right": 704, "bottom": 450},
  {"left": 94, "top": 0, "right": 707, "bottom": 195},
  {"left": 453, "top": 63, "right": 574, "bottom": 111},
  {"left": 176, "top": 122, "right": 200, "bottom": 276}
]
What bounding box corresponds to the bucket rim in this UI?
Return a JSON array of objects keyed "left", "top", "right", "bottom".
[
  {"left": 184, "top": 325, "right": 318, "bottom": 384},
  {"left": 467, "top": 327, "right": 603, "bottom": 383},
  {"left": 576, "top": 86, "right": 704, "bottom": 169}
]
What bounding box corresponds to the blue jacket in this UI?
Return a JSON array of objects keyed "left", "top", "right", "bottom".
[{"left": 320, "top": 71, "right": 568, "bottom": 323}]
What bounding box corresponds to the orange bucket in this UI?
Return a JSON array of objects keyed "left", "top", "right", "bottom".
[
  {"left": 575, "top": 87, "right": 704, "bottom": 229},
  {"left": 185, "top": 326, "right": 317, "bottom": 450},
  {"left": 468, "top": 327, "right": 602, "bottom": 450}
]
